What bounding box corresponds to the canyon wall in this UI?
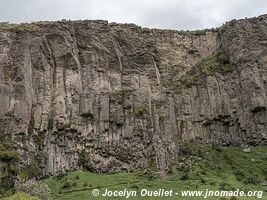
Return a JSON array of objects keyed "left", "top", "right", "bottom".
[{"left": 0, "top": 15, "right": 266, "bottom": 176}]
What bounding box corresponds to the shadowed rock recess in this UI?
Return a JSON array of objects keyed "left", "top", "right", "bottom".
[{"left": 0, "top": 15, "right": 267, "bottom": 177}]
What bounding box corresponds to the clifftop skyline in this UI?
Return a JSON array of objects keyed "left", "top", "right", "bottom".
[{"left": 1, "top": 0, "right": 267, "bottom": 30}]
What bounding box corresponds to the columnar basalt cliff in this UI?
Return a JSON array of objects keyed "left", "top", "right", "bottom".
[{"left": 0, "top": 15, "right": 267, "bottom": 176}]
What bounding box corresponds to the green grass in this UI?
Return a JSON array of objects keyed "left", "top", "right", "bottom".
[
  {"left": 0, "top": 138, "right": 20, "bottom": 197},
  {"left": 179, "top": 51, "right": 235, "bottom": 87},
  {"left": 43, "top": 145, "right": 267, "bottom": 200},
  {"left": 133, "top": 106, "right": 149, "bottom": 118},
  {"left": 2, "top": 192, "right": 40, "bottom": 200},
  {"left": 0, "top": 22, "right": 40, "bottom": 32},
  {"left": 199, "top": 51, "right": 235, "bottom": 76}
]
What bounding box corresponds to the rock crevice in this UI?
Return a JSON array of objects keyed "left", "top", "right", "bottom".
[{"left": 0, "top": 15, "right": 266, "bottom": 176}]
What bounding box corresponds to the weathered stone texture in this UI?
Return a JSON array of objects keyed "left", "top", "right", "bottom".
[{"left": 0, "top": 15, "right": 266, "bottom": 176}]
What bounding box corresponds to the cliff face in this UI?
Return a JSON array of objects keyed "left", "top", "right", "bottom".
[{"left": 0, "top": 15, "right": 266, "bottom": 176}]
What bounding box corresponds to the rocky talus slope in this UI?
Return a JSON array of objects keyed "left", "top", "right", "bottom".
[{"left": 0, "top": 15, "right": 267, "bottom": 176}]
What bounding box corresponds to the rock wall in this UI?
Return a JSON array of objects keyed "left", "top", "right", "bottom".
[{"left": 0, "top": 15, "right": 266, "bottom": 176}]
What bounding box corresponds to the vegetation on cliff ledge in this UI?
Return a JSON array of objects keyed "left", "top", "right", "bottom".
[
  {"left": 0, "top": 137, "right": 44, "bottom": 198},
  {"left": 179, "top": 51, "right": 235, "bottom": 87},
  {"left": 133, "top": 106, "right": 149, "bottom": 118},
  {"left": 3, "top": 192, "right": 40, "bottom": 200},
  {"left": 0, "top": 138, "right": 20, "bottom": 197},
  {"left": 198, "top": 51, "right": 235, "bottom": 75},
  {"left": 0, "top": 22, "right": 40, "bottom": 32}
]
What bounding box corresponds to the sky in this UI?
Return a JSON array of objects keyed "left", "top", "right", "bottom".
[{"left": 0, "top": 0, "right": 267, "bottom": 30}]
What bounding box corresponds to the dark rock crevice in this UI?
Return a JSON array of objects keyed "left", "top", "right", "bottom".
[{"left": 0, "top": 15, "right": 267, "bottom": 176}]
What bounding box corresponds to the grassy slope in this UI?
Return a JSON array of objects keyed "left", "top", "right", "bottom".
[
  {"left": 2, "top": 192, "right": 40, "bottom": 200},
  {"left": 44, "top": 145, "right": 267, "bottom": 200}
]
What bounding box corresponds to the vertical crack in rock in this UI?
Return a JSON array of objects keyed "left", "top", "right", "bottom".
[{"left": 0, "top": 15, "right": 266, "bottom": 176}]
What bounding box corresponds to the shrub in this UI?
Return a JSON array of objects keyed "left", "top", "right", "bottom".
[
  {"left": 230, "top": 197, "right": 239, "bottom": 200},
  {"left": 130, "top": 184, "right": 140, "bottom": 189},
  {"left": 180, "top": 165, "right": 190, "bottom": 180},
  {"left": 219, "top": 182, "right": 235, "bottom": 191},
  {"left": 72, "top": 182, "right": 77, "bottom": 187},
  {"left": 200, "top": 177, "right": 206, "bottom": 184},
  {"left": 15, "top": 181, "right": 50, "bottom": 200},
  {"left": 133, "top": 106, "right": 149, "bottom": 118},
  {"left": 0, "top": 151, "right": 19, "bottom": 162},
  {"left": 77, "top": 150, "right": 90, "bottom": 169},
  {"left": 212, "top": 144, "right": 223, "bottom": 152},
  {"left": 179, "top": 74, "right": 199, "bottom": 87},
  {"left": 234, "top": 169, "right": 245, "bottom": 181},
  {"left": 179, "top": 143, "right": 205, "bottom": 158},
  {"left": 3, "top": 192, "right": 40, "bottom": 200},
  {"left": 142, "top": 169, "right": 158, "bottom": 180},
  {"left": 200, "top": 51, "right": 234, "bottom": 75},
  {"left": 180, "top": 172, "right": 189, "bottom": 180},
  {"left": 233, "top": 168, "right": 261, "bottom": 185},
  {"left": 62, "top": 180, "right": 72, "bottom": 189},
  {"left": 264, "top": 168, "right": 267, "bottom": 180},
  {"left": 0, "top": 22, "right": 40, "bottom": 32},
  {"left": 83, "top": 182, "right": 88, "bottom": 187},
  {"left": 0, "top": 175, "right": 15, "bottom": 196},
  {"left": 243, "top": 175, "right": 260, "bottom": 185},
  {"left": 179, "top": 50, "right": 235, "bottom": 87},
  {"left": 0, "top": 139, "right": 20, "bottom": 196},
  {"left": 19, "top": 163, "right": 41, "bottom": 180},
  {"left": 55, "top": 172, "right": 65, "bottom": 181}
]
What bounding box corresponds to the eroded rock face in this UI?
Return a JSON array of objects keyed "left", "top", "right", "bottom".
[{"left": 0, "top": 15, "right": 266, "bottom": 176}]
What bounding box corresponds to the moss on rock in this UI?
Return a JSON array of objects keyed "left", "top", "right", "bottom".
[
  {"left": 133, "top": 106, "right": 149, "bottom": 118},
  {"left": 179, "top": 50, "right": 235, "bottom": 87}
]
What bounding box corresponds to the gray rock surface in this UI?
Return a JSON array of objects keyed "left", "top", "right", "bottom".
[{"left": 0, "top": 15, "right": 266, "bottom": 176}]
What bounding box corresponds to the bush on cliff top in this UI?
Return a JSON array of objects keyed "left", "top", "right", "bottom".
[{"left": 0, "top": 22, "right": 40, "bottom": 32}]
